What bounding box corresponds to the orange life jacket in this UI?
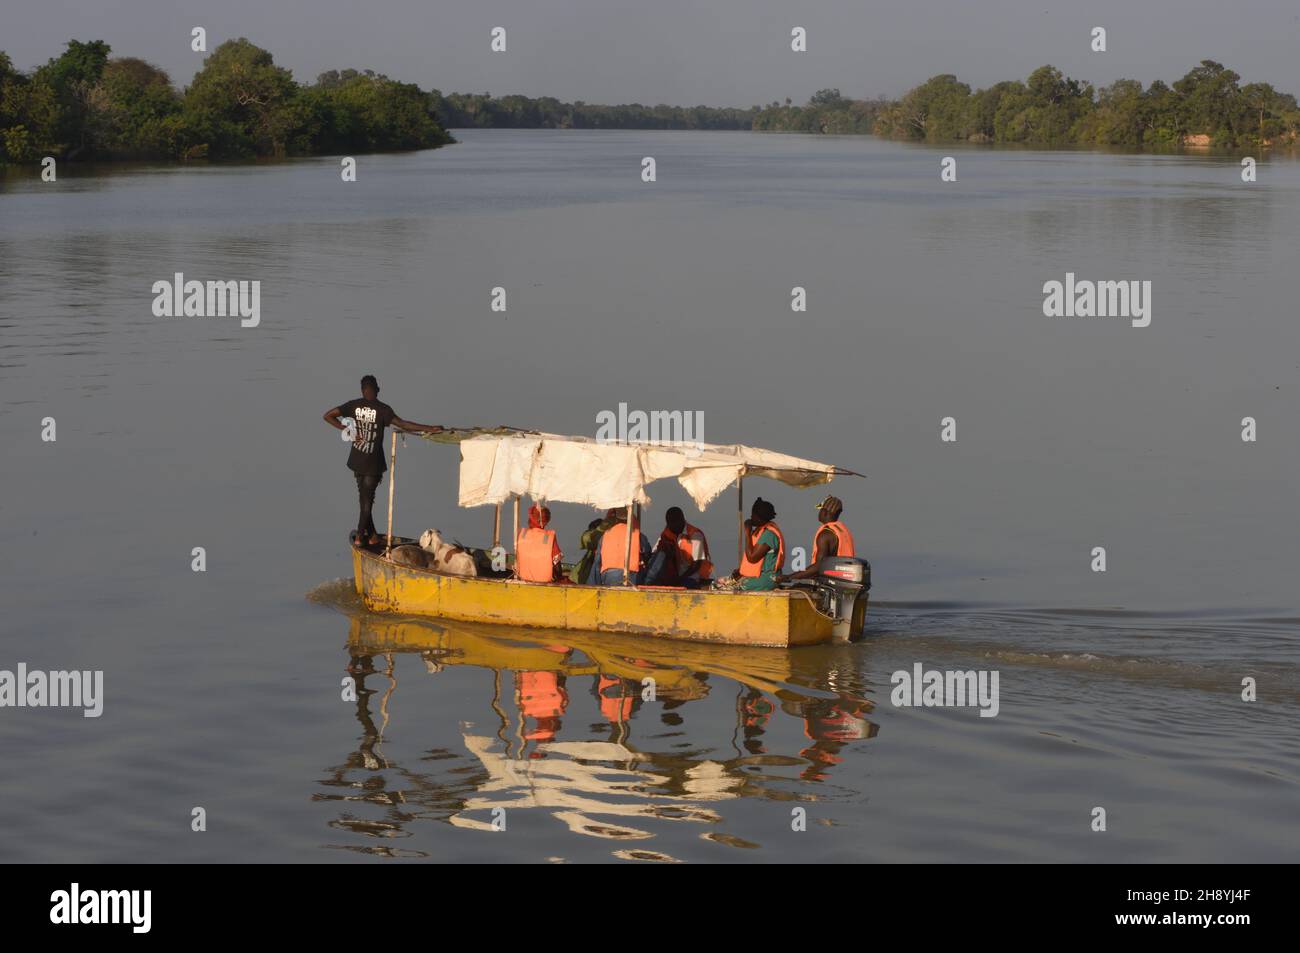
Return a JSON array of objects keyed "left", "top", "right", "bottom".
[
  {"left": 516, "top": 527, "right": 559, "bottom": 582},
  {"left": 662, "top": 523, "right": 713, "bottom": 579},
  {"left": 739, "top": 521, "right": 784, "bottom": 577},
  {"left": 600, "top": 521, "right": 641, "bottom": 573},
  {"left": 812, "top": 521, "right": 855, "bottom": 561}
]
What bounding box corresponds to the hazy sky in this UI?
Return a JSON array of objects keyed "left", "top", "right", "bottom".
[{"left": 7, "top": 0, "right": 1300, "bottom": 104}]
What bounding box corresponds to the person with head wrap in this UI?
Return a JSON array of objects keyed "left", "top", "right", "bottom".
[
  {"left": 779, "top": 494, "right": 856, "bottom": 582},
  {"left": 733, "top": 497, "right": 785, "bottom": 591},
  {"left": 515, "top": 503, "right": 564, "bottom": 582}
]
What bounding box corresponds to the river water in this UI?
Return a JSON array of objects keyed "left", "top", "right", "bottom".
[{"left": 1, "top": 129, "right": 1296, "bottom": 862}]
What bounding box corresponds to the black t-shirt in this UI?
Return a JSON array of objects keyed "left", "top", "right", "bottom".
[{"left": 337, "top": 398, "right": 396, "bottom": 474}]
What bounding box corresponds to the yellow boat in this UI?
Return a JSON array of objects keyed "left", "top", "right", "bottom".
[
  {"left": 353, "top": 543, "right": 849, "bottom": 648},
  {"left": 352, "top": 429, "right": 868, "bottom": 648}
]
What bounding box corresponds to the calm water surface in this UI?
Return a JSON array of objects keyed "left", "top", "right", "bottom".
[{"left": 0, "top": 130, "right": 1296, "bottom": 861}]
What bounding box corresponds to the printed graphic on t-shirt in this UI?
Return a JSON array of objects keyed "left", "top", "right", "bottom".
[{"left": 352, "top": 404, "right": 379, "bottom": 455}]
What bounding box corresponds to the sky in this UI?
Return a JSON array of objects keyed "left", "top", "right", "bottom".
[{"left": 4, "top": 0, "right": 1300, "bottom": 105}]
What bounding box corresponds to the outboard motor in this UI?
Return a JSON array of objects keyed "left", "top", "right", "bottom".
[{"left": 808, "top": 556, "right": 871, "bottom": 641}]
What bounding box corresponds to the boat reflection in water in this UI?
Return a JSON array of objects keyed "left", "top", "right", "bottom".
[{"left": 319, "top": 610, "right": 877, "bottom": 859}]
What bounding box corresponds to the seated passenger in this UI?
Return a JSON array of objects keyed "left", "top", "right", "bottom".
[
  {"left": 779, "top": 495, "right": 855, "bottom": 582},
  {"left": 516, "top": 504, "right": 564, "bottom": 582},
  {"left": 644, "top": 507, "right": 713, "bottom": 588},
  {"left": 577, "top": 510, "right": 618, "bottom": 584},
  {"left": 733, "top": 497, "right": 785, "bottom": 591},
  {"left": 597, "top": 507, "right": 651, "bottom": 585}
]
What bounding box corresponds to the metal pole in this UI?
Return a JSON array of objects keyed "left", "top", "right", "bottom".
[
  {"left": 492, "top": 503, "right": 501, "bottom": 549},
  {"left": 513, "top": 495, "right": 520, "bottom": 556},
  {"left": 736, "top": 474, "right": 744, "bottom": 566},
  {"left": 384, "top": 430, "right": 397, "bottom": 556},
  {"left": 623, "top": 500, "right": 635, "bottom": 586}
]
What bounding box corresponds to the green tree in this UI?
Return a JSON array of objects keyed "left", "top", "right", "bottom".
[
  {"left": 1, "top": 51, "right": 62, "bottom": 160},
  {"left": 304, "top": 70, "right": 451, "bottom": 152},
  {"left": 32, "top": 39, "right": 111, "bottom": 156},
  {"left": 1172, "top": 60, "right": 1245, "bottom": 144},
  {"left": 182, "top": 38, "right": 302, "bottom": 157},
  {"left": 966, "top": 81, "right": 1024, "bottom": 141},
  {"left": 98, "top": 58, "right": 184, "bottom": 158},
  {"left": 994, "top": 66, "right": 1092, "bottom": 143},
  {"left": 1077, "top": 79, "right": 1147, "bottom": 146},
  {"left": 894, "top": 74, "right": 972, "bottom": 140}
]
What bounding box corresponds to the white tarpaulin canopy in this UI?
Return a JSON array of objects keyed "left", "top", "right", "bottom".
[{"left": 457, "top": 432, "right": 860, "bottom": 511}]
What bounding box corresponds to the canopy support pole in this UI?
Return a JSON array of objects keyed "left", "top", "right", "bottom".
[
  {"left": 492, "top": 504, "right": 501, "bottom": 549},
  {"left": 736, "top": 475, "right": 745, "bottom": 566},
  {"left": 384, "top": 430, "right": 397, "bottom": 556},
  {"left": 512, "top": 496, "right": 520, "bottom": 555},
  {"left": 623, "top": 499, "right": 635, "bottom": 586}
]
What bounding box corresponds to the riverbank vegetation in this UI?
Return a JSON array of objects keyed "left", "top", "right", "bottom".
[
  {"left": 456, "top": 60, "right": 1299, "bottom": 149},
  {"left": 0, "top": 38, "right": 452, "bottom": 164},
  {"left": 751, "top": 89, "right": 894, "bottom": 134},
  {"left": 5, "top": 40, "right": 1296, "bottom": 165},
  {"left": 430, "top": 91, "right": 757, "bottom": 130},
  {"left": 852, "top": 62, "right": 1298, "bottom": 148}
]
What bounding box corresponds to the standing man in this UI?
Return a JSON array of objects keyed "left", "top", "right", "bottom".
[{"left": 323, "top": 375, "right": 443, "bottom": 547}]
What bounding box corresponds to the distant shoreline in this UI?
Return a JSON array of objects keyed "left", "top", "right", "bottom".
[
  {"left": 443, "top": 61, "right": 1300, "bottom": 152},
  {"left": 4, "top": 38, "right": 1296, "bottom": 167}
]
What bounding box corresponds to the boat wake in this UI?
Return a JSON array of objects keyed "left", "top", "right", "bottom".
[
  {"left": 306, "top": 577, "right": 364, "bottom": 611},
  {"left": 867, "top": 602, "right": 1300, "bottom": 706}
]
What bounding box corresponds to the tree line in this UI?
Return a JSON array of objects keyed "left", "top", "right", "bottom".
[
  {"left": 0, "top": 37, "right": 759, "bottom": 166},
  {"left": 0, "top": 38, "right": 453, "bottom": 164},
  {"left": 449, "top": 60, "right": 1300, "bottom": 149},
  {"left": 5, "top": 41, "right": 1296, "bottom": 166},
  {"left": 751, "top": 89, "right": 894, "bottom": 134},
  {"left": 429, "top": 91, "right": 757, "bottom": 130},
  {"left": 837, "top": 62, "right": 1298, "bottom": 148}
]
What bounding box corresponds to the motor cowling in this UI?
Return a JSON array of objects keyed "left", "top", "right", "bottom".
[
  {"left": 810, "top": 556, "right": 871, "bottom": 641},
  {"left": 815, "top": 556, "right": 870, "bottom": 590}
]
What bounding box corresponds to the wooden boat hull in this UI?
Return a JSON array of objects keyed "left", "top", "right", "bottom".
[{"left": 352, "top": 545, "right": 838, "bottom": 648}]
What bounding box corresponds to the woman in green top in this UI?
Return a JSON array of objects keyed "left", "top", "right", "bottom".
[{"left": 735, "top": 497, "right": 784, "bottom": 591}]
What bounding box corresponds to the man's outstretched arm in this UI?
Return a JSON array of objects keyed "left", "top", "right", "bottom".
[{"left": 393, "top": 415, "right": 444, "bottom": 434}]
